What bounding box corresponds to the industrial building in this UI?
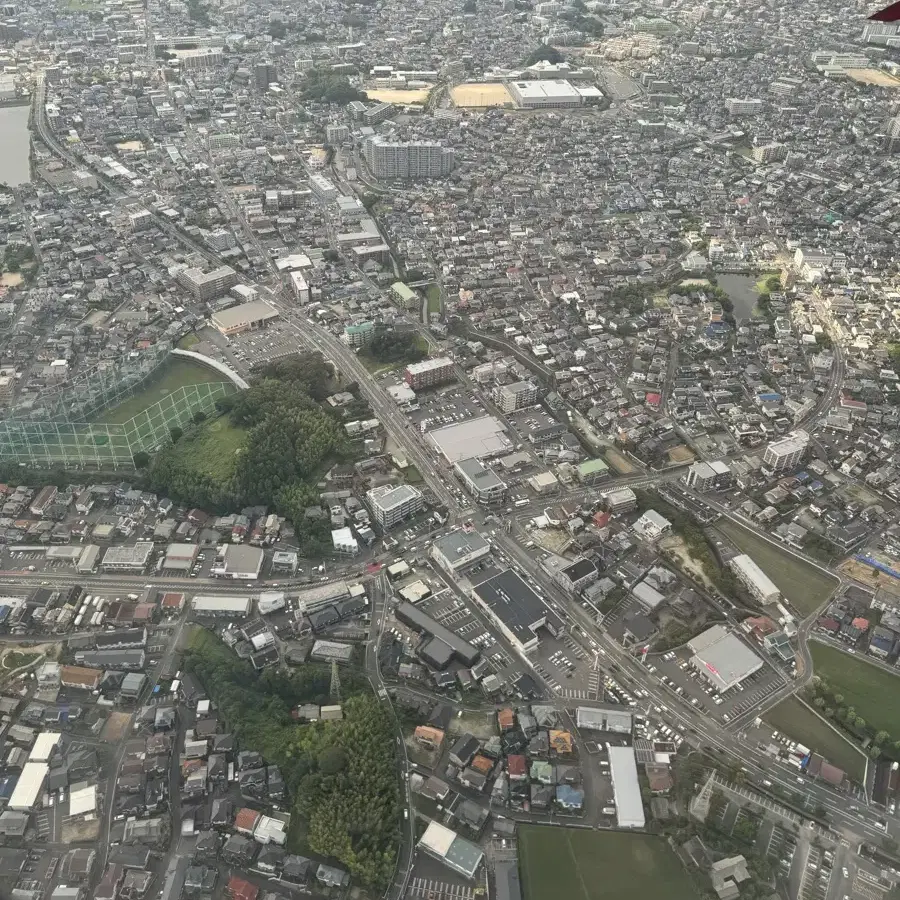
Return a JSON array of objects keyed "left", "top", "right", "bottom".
[
  {"left": 395, "top": 601, "right": 480, "bottom": 669},
  {"left": 404, "top": 357, "right": 455, "bottom": 390},
  {"left": 507, "top": 79, "right": 583, "bottom": 108},
  {"left": 101, "top": 543, "right": 154, "bottom": 572},
  {"left": 362, "top": 136, "right": 456, "bottom": 179},
  {"left": 471, "top": 569, "right": 562, "bottom": 654},
  {"left": 366, "top": 484, "right": 424, "bottom": 530},
  {"left": 210, "top": 300, "right": 280, "bottom": 336},
  {"left": 608, "top": 747, "right": 645, "bottom": 829},
  {"left": 428, "top": 416, "right": 512, "bottom": 464},
  {"left": 211, "top": 545, "right": 264, "bottom": 580},
  {"left": 430, "top": 530, "right": 491, "bottom": 573},
  {"left": 729, "top": 554, "right": 781, "bottom": 604},
  {"left": 763, "top": 431, "right": 809, "bottom": 473},
  {"left": 688, "top": 625, "right": 763, "bottom": 692},
  {"left": 418, "top": 821, "right": 483, "bottom": 879},
  {"left": 191, "top": 596, "right": 253, "bottom": 617},
  {"left": 454, "top": 457, "right": 508, "bottom": 504}
]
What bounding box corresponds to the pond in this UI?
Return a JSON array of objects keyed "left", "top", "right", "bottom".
[{"left": 717, "top": 274, "right": 760, "bottom": 321}]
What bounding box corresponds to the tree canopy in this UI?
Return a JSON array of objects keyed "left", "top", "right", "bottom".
[
  {"left": 301, "top": 69, "right": 366, "bottom": 105},
  {"left": 366, "top": 330, "right": 427, "bottom": 365}
]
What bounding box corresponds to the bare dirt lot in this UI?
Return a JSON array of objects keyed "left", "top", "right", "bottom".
[
  {"left": 845, "top": 68, "right": 900, "bottom": 87},
  {"left": 667, "top": 445, "right": 696, "bottom": 465},
  {"left": 604, "top": 448, "right": 636, "bottom": 475},
  {"left": 659, "top": 534, "right": 715, "bottom": 591},
  {"left": 62, "top": 819, "right": 100, "bottom": 844},
  {"left": 838, "top": 557, "right": 900, "bottom": 596},
  {"left": 450, "top": 83, "right": 513, "bottom": 107},
  {"left": 101, "top": 711, "right": 133, "bottom": 743},
  {"left": 365, "top": 88, "right": 432, "bottom": 104}
]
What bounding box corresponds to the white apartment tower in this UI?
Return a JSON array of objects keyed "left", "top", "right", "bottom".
[
  {"left": 362, "top": 137, "right": 455, "bottom": 179},
  {"left": 763, "top": 431, "right": 809, "bottom": 474}
]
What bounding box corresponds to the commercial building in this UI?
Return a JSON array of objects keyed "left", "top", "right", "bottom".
[
  {"left": 602, "top": 487, "right": 638, "bottom": 513},
  {"left": 366, "top": 484, "right": 424, "bottom": 530},
  {"left": 191, "top": 596, "right": 253, "bottom": 617},
  {"left": 8, "top": 762, "right": 48, "bottom": 811},
  {"left": 177, "top": 265, "right": 238, "bottom": 301},
  {"left": 101, "top": 543, "right": 153, "bottom": 571},
  {"left": 455, "top": 457, "right": 508, "bottom": 504},
  {"left": 211, "top": 545, "right": 264, "bottom": 580},
  {"left": 331, "top": 527, "right": 359, "bottom": 555},
  {"left": 471, "top": 569, "right": 562, "bottom": 655},
  {"left": 763, "top": 431, "right": 809, "bottom": 473},
  {"left": 607, "top": 747, "right": 645, "bottom": 829},
  {"left": 729, "top": 554, "right": 781, "bottom": 604},
  {"left": 575, "top": 706, "right": 632, "bottom": 734},
  {"left": 417, "top": 821, "right": 484, "bottom": 879},
  {"left": 575, "top": 458, "right": 610, "bottom": 486},
  {"left": 405, "top": 357, "right": 455, "bottom": 390},
  {"left": 494, "top": 381, "right": 537, "bottom": 413},
  {"left": 428, "top": 416, "right": 511, "bottom": 464},
  {"left": 430, "top": 530, "right": 491, "bottom": 573},
  {"left": 163, "top": 543, "right": 199, "bottom": 572},
  {"left": 688, "top": 625, "right": 763, "bottom": 692},
  {"left": 507, "top": 79, "right": 583, "bottom": 108},
  {"left": 76, "top": 544, "right": 100, "bottom": 574},
  {"left": 362, "top": 136, "right": 455, "bottom": 179},
  {"left": 211, "top": 300, "right": 280, "bottom": 336},
  {"left": 395, "top": 601, "right": 480, "bottom": 668},
  {"left": 290, "top": 270, "right": 310, "bottom": 303}
]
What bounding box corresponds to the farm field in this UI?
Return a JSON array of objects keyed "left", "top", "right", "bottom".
[
  {"left": 714, "top": 520, "right": 838, "bottom": 615},
  {"left": 97, "top": 358, "right": 227, "bottom": 425},
  {"left": 518, "top": 826, "right": 698, "bottom": 900},
  {"left": 763, "top": 695, "right": 866, "bottom": 782},
  {"left": 809, "top": 641, "right": 900, "bottom": 738}
]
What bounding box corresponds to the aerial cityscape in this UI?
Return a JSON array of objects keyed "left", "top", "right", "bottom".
[{"left": 1, "top": 0, "right": 900, "bottom": 897}]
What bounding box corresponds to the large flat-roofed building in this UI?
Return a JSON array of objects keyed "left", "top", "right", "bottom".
[
  {"left": 576, "top": 706, "right": 632, "bottom": 734},
  {"left": 211, "top": 300, "right": 280, "bottom": 336},
  {"left": 8, "top": 762, "right": 48, "bottom": 811},
  {"left": 177, "top": 264, "right": 238, "bottom": 301},
  {"left": 494, "top": 381, "right": 537, "bottom": 413},
  {"left": 362, "top": 136, "right": 455, "bottom": 179},
  {"left": 688, "top": 625, "right": 763, "bottom": 692},
  {"left": 366, "top": 484, "right": 424, "bottom": 530},
  {"left": 729, "top": 554, "right": 781, "bottom": 604},
  {"left": 470, "top": 569, "right": 562, "bottom": 654},
  {"left": 101, "top": 543, "right": 154, "bottom": 571},
  {"left": 508, "top": 79, "right": 582, "bottom": 108},
  {"left": 405, "top": 357, "right": 455, "bottom": 390},
  {"left": 211, "top": 545, "right": 264, "bottom": 580},
  {"left": 431, "top": 530, "right": 491, "bottom": 573},
  {"left": 395, "top": 601, "right": 480, "bottom": 668},
  {"left": 163, "top": 543, "right": 199, "bottom": 572},
  {"left": 763, "top": 430, "right": 809, "bottom": 473},
  {"left": 455, "top": 457, "right": 507, "bottom": 504},
  {"left": 191, "top": 595, "right": 253, "bottom": 617},
  {"left": 428, "top": 416, "right": 512, "bottom": 464},
  {"left": 608, "top": 747, "right": 645, "bottom": 829},
  {"left": 418, "top": 821, "right": 484, "bottom": 879},
  {"left": 576, "top": 457, "right": 610, "bottom": 486}
]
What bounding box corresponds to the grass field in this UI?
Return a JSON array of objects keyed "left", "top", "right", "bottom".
[
  {"left": 763, "top": 695, "right": 866, "bottom": 782},
  {"left": 425, "top": 284, "right": 441, "bottom": 315},
  {"left": 167, "top": 415, "right": 247, "bottom": 480},
  {"left": 450, "top": 83, "right": 513, "bottom": 107},
  {"left": 714, "top": 520, "right": 838, "bottom": 615},
  {"left": 519, "top": 827, "right": 697, "bottom": 900},
  {"left": 810, "top": 641, "right": 900, "bottom": 738},
  {"left": 98, "top": 358, "right": 226, "bottom": 425}
]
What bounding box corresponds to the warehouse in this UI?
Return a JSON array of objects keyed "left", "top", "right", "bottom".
[
  {"left": 28, "top": 732, "right": 61, "bottom": 763},
  {"left": 210, "top": 300, "right": 280, "bottom": 336},
  {"left": 418, "top": 821, "right": 484, "bottom": 879},
  {"left": 395, "top": 601, "right": 479, "bottom": 668},
  {"left": 430, "top": 530, "right": 491, "bottom": 573},
  {"left": 211, "top": 545, "right": 264, "bottom": 580},
  {"left": 163, "top": 543, "right": 199, "bottom": 572},
  {"left": 470, "top": 569, "right": 562, "bottom": 655},
  {"left": 428, "top": 416, "right": 511, "bottom": 464},
  {"left": 608, "top": 747, "right": 645, "bottom": 829},
  {"left": 688, "top": 625, "right": 763, "bottom": 692},
  {"left": 575, "top": 706, "right": 632, "bottom": 734},
  {"left": 191, "top": 595, "right": 253, "bottom": 617},
  {"left": 76, "top": 544, "right": 100, "bottom": 574},
  {"left": 8, "top": 762, "right": 48, "bottom": 811},
  {"left": 507, "top": 79, "right": 583, "bottom": 108},
  {"left": 729, "top": 554, "right": 781, "bottom": 604},
  {"left": 101, "top": 543, "right": 154, "bottom": 571}
]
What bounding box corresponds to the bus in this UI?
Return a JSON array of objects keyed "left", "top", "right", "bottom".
[{"left": 514, "top": 499, "right": 529, "bottom": 508}]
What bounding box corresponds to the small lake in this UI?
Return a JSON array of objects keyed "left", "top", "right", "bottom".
[
  {"left": 0, "top": 104, "right": 32, "bottom": 187},
  {"left": 717, "top": 274, "right": 760, "bottom": 321}
]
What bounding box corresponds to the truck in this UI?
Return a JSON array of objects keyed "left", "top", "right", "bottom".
[{"left": 602, "top": 806, "right": 617, "bottom": 816}]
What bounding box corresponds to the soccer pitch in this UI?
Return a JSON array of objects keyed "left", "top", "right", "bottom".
[{"left": 518, "top": 826, "right": 698, "bottom": 900}]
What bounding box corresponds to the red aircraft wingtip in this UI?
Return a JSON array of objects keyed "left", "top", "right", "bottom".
[{"left": 870, "top": 0, "right": 900, "bottom": 20}]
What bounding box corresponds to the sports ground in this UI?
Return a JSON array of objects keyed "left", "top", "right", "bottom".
[{"left": 518, "top": 826, "right": 697, "bottom": 900}]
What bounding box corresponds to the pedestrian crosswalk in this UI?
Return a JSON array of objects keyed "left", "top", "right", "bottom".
[
  {"left": 555, "top": 687, "right": 594, "bottom": 700},
  {"left": 588, "top": 671, "right": 600, "bottom": 698},
  {"left": 408, "top": 878, "right": 477, "bottom": 900},
  {"left": 35, "top": 812, "right": 50, "bottom": 841}
]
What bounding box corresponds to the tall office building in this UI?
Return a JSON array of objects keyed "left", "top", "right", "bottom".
[
  {"left": 254, "top": 61, "right": 277, "bottom": 90},
  {"left": 362, "top": 136, "right": 455, "bottom": 179}
]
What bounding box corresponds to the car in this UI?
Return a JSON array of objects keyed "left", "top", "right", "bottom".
[{"left": 842, "top": 868, "right": 849, "bottom": 878}]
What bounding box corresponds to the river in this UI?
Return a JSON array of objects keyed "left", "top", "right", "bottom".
[
  {"left": 0, "top": 104, "right": 32, "bottom": 187},
  {"left": 717, "top": 274, "right": 760, "bottom": 322}
]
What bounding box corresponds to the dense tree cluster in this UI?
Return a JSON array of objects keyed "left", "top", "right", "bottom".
[
  {"left": 185, "top": 632, "right": 400, "bottom": 887},
  {"left": 524, "top": 45, "right": 564, "bottom": 65},
  {"left": 366, "top": 330, "right": 427, "bottom": 365},
  {"left": 300, "top": 70, "right": 366, "bottom": 105},
  {"left": 147, "top": 354, "right": 354, "bottom": 552}
]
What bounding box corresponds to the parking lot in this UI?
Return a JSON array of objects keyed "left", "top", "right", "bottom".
[{"left": 639, "top": 645, "right": 785, "bottom": 725}]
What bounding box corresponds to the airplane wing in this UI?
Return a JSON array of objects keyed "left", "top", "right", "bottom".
[{"left": 870, "top": 0, "right": 900, "bottom": 20}]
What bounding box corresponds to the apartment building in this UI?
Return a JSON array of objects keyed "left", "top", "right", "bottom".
[
  {"left": 726, "top": 98, "right": 763, "bottom": 116},
  {"left": 494, "top": 380, "right": 537, "bottom": 413},
  {"left": 405, "top": 357, "right": 455, "bottom": 390},
  {"left": 366, "top": 484, "right": 424, "bottom": 530},
  {"left": 177, "top": 264, "right": 238, "bottom": 301},
  {"left": 363, "top": 136, "right": 455, "bottom": 179},
  {"left": 763, "top": 431, "right": 809, "bottom": 474}
]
